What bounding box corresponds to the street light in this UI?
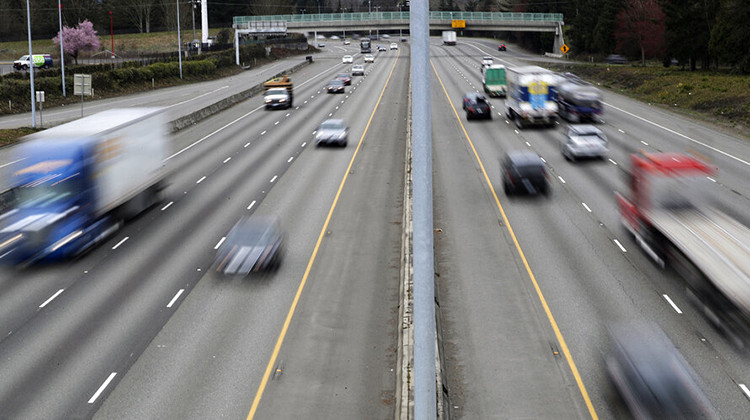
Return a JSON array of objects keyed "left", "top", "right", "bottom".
[
  {"left": 191, "top": 0, "right": 197, "bottom": 43},
  {"left": 109, "top": 11, "right": 114, "bottom": 58},
  {"left": 374, "top": 6, "right": 380, "bottom": 39}
]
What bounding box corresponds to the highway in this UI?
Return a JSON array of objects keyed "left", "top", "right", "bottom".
[{"left": 1, "top": 35, "right": 750, "bottom": 420}]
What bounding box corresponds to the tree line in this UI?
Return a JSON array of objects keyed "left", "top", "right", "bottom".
[{"left": 1, "top": 0, "right": 747, "bottom": 72}]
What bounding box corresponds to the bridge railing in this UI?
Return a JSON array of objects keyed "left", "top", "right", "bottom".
[{"left": 234, "top": 11, "right": 563, "bottom": 26}]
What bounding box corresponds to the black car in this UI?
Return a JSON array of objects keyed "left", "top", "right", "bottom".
[
  {"left": 462, "top": 92, "right": 492, "bottom": 120},
  {"left": 214, "top": 216, "right": 284, "bottom": 275},
  {"left": 335, "top": 72, "right": 352, "bottom": 85},
  {"left": 605, "top": 54, "right": 627, "bottom": 64},
  {"left": 327, "top": 79, "right": 345, "bottom": 94},
  {"left": 498, "top": 43, "right": 507, "bottom": 51},
  {"left": 501, "top": 151, "right": 550, "bottom": 196},
  {"left": 605, "top": 320, "right": 717, "bottom": 419}
]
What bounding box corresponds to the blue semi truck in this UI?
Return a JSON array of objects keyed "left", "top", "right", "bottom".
[
  {"left": 556, "top": 72, "right": 603, "bottom": 123},
  {"left": 0, "top": 108, "right": 169, "bottom": 264}
]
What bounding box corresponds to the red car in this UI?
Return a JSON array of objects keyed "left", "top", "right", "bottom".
[
  {"left": 498, "top": 44, "right": 507, "bottom": 51},
  {"left": 335, "top": 73, "right": 352, "bottom": 85}
]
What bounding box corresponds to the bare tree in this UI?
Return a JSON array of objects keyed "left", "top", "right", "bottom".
[{"left": 119, "top": 0, "right": 154, "bottom": 33}]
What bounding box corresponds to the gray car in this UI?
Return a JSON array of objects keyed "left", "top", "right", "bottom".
[
  {"left": 316, "top": 119, "right": 349, "bottom": 147},
  {"left": 561, "top": 124, "right": 608, "bottom": 161},
  {"left": 214, "top": 216, "right": 284, "bottom": 275}
]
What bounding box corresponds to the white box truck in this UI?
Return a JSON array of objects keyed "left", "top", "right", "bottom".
[{"left": 442, "top": 31, "right": 457, "bottom": 46}]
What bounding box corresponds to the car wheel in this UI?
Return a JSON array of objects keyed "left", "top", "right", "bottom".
[
  {"left": 515, "top": 116, "right": 525, "bottom": 129},
  {"left": 506, "top": 108, "right": 514, "bottom": 120},
  {"left": 504, "top": 181, "right": 512, "bottom": 195},
  {"left": 466, "top": 112, "right": 473, "bottom": 121}
]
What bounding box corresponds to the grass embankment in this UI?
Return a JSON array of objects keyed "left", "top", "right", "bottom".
[{"left": 549, "top": 63, "right": 750, "bottom": 138}]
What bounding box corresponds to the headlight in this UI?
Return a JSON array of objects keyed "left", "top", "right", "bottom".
[
  {"left": 278, "top": 98, "right": 286, "bottom": 103},
  {"left": 265, "top": 98, "right": 272, "bottom": 103},
  {"left": 339, "top": 132, "right": 346, "bottom": 139}
]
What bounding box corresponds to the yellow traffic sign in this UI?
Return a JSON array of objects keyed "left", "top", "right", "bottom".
[
  {"left": 451, "top": 20, "right": 465, "bottom": 28},
  {"left": 560, "top": 44, "right": 569, "bottom": 54}
]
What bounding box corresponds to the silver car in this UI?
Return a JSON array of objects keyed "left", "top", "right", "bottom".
[
  {"left": 561, "top": 124, "right": 608, "bottom": 161},
  {"left": 214, "top": 216, "right": 284, "bottom": 275},
  {"left": 352, "top": 64, "right": 365, "bottom": 76},
  {"left": 316, "top": 119, "right": 349, "bottom": 147}
]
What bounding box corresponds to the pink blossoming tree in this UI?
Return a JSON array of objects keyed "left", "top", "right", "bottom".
[{"left": 52, "top": 20, "right": 101, "bottom": 65}]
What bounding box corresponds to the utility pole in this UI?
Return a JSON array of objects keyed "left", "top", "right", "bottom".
[
  {"left": 191, "top": 0, "right": 197, "bottom": 42},
  {"left": 25, "top": 0, "right": 35, "bottom": 128},
  {"left": 58, "top": 0, "right": 66, "bottom": 97}
]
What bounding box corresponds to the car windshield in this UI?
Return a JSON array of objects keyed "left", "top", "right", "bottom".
[
  {"left": 266, "top": 88, "right": 287, "bottom": 95},
  {"left": 320, "top": 121, "right": 344, "bottom": 130},
  {"left": 336, "top": 73, "right": 349, "bottom": 78},
  {"left": 329, "top": 80, "right": 343, "bottom": 86}
]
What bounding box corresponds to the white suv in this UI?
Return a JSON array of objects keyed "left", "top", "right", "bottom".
[
  {"left": 364, "top": 54, "right": 375, "bottom": 63},
  {"left": 352, "top": 64, "right": 365, "bottom": 76},
  {"left": 390, "top": 43, "right": 398, "bottom": 50}
]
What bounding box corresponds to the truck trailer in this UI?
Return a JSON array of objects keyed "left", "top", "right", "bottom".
[
  {"left": 556, "top": 72, "right": 603, "bottom": 122},
  {"left": 616, "top": 152, "right": 750, "bottom": 342},
  {"left": 482, "top": 65, "right": 507, "bottom": 97},
  {"left": 442, "top": 31, "right": 456, "bottom": 46},
  {"left": 504, "top": 66, "right": 558, "bottom": 128},
  {"left": 0, "top": 108, "right": 169, "bottom": 264}
]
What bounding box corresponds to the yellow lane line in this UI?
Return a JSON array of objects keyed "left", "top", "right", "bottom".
[
  {"left": 246, "top": 49, "right": 403, "bottom": 420},
  {"left": 430, "top": 59, "right": 599, "bottom": 420}
]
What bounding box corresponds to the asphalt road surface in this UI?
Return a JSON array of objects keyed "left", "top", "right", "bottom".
[{"left": 2, "top": 36, "right": 750, "bottom": 420}]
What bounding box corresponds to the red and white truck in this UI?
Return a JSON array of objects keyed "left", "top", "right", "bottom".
[{"left": 616, "top": 152, "right": 750, "bottom": 339}]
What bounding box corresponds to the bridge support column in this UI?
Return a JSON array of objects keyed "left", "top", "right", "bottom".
[{"left": 552, "top": 22, "right": 565, "bottom": 55}]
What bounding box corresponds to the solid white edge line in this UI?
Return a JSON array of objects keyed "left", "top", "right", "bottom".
[
  {"left": 740, "top": 384, "right": 750, "bottom": 399},
  {"left": 88, "top": 372, "right": 117, "bottom": 404},
  {"left": 196, "top": 176, "right": 206, "bottom": 184},
  {"left": 112, "top": 237, "right": 129, "bottom": 250},
  {"left": 161, "top": 201, "right": 173, "bottom": 211},
  {"left": 247, "top": 200, "right": 256, "bottom": 210},
  {"left": 605, "top": 101, "right": 750, "bottom": 167},
  {"left": 214, "top": 237, "right": 226, "bottom": 250},
  {"left": 39, "top": 289, "right": 64, "bottom": 308},
  {"left": 613, "top": 239, "right": 627, "bottom": 252},
  {"left": 582, "top": 203, "right": 592, "bottom": 213},
  {"left": 167, "top": 289, "right": 185, "bottom": 308},
  {"left": 662, "top": 294, "right": 683, "bottom": 314}
]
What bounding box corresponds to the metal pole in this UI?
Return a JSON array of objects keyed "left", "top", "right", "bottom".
[
  {"left": 411, "top": 0, "right": 436, "bottom": 417},
  {"left": 58, "top": 0, "right": 66, "bottom": 97},
  {"left": 177, "top": 0, "right": 183, "bottom": 79},
  {"left": 26, "top": 0, "right": 35, "bottom": 128},
  {"left": 191, "top": 0, "right": 196, "bottom": 42},
  {"left": 109, "top": 11, "right": 114, "bottom": 58}
]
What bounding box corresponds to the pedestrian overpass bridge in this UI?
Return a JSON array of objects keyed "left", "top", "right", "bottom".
[{"left": 233, "top": 11, "right": 565, "bottom": 52}]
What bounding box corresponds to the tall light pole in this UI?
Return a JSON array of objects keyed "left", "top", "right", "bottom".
[
  {"left": 25, "top": 0, "right": 35, "bottom": 128},
  {"left": 58, "top": 0, "right": 65, "bottom": 97},
  {"left": 191, "top": 0, "right": 197, "bottom": 42},
  {"left": 109, "top": 11, "right": 114, "bottom": 58},
  {"left": 374, "top": 6, "right": 380, "bottom": 39},
  {"left": 176, "top": 0, "right": 183, "bottom": 79}
]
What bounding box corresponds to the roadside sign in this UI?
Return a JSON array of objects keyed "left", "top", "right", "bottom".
[
  {"left": 451, "top": 20, "right": 465, "bottom": 28},
  {"left": 560, "top": 44, "right": 570, "bottom": 54},
  {"left": 73, "top": 74, "right": 92, "bottom": 96}
]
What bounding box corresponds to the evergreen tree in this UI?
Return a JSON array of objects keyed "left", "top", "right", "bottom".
[{"left": 709, "top": 0, "right": 750, "bottom": 73}]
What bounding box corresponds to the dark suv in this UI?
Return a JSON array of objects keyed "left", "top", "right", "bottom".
[
  {"left": 501, "top": 151, "right": 550, "bottom": 196},
  {"left": 462, "top": 92, "right": 492, "bottom": 120}
]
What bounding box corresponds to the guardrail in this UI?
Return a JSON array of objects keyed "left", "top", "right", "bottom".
[{"left": 234, "top": 11, "right": 563, "bottom": 26}]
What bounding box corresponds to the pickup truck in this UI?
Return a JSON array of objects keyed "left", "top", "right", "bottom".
[{"left": 263, "top": 76, "right": 293, "bottom": 109}]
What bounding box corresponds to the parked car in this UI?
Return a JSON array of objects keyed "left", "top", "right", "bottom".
[
  {"left": 390, "top": 42, "right": 398, "bottom": 50},
  {"left": 352, "top": 64, "right": 365, "bottom": 76},
  {"left": 502, "top": 151, "right": 550, "bottom": 196},
  {"left": 316, "top": 119, "right": 349, "bottom": 147},
  {"left": 561, "top": 124, "right": 608, "bottom": 161},
  {"left": 343, "top": 39, "right": 351, "bottom": 45},
  {"left": 364, "top": 54, "right": 375, "bottom": 63},
  {"left": 378, "top": 45, "right": 387, "bottom": 51},
  {"left": 606, "top": 54, "right": 627, "bottom": 64},
  {"left": 335, "top": 72, "right": 352, "bottom": 85},
  {"left": 214, "top": 216, "right": 284, "bottom": 275},
  {"left": 327, "top": 79, "right": 345, "bottom": 94},
  {"left": 317, "top": 42, "right": 326, "bottom": 48},
  {"left": 498, "top": 44, "right": 507, "bottom": 51},
  {"left": 462, "top": 92, "right": 491, "bottom": 120},
  {"left": 342, "top": 55, "right": 353, "bottom": 64}
]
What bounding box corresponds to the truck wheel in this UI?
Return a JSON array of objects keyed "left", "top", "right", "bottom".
[
  {"left": 515, "top": 116, "right": 524, "bottom": 129},
  {"left": 506, "top": 108, "right": 514, "bottom": 120}
]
